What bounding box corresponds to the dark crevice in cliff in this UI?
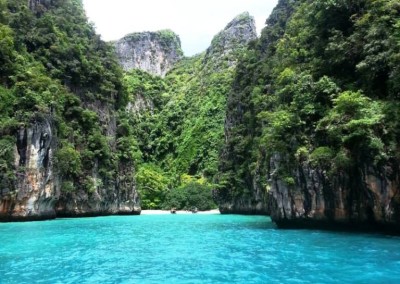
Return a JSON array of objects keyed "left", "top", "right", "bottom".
[{"left": 17, "top": 128, "right": 28, "bottom": 166}]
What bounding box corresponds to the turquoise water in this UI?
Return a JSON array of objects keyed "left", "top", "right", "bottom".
[{"left": 0, "top": 215, "right": 400, "bottom": 283}]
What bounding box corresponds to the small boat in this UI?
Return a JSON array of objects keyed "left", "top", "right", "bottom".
[
  {"left": 191, "top": 207, "right": 198, "bottom": 213},
  {"left": 170, "top": 208, "right": 176, "bottom": 214}
]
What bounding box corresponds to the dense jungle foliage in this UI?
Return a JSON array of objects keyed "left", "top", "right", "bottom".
[
  {"left": 122, "top": 13, "right": 254, "bottom": 209},
  {"left": 1, "top": 0, "right": 398, "bottom": 212},
  {"left": 216, "top": 0, "right": 400, "bottom": 205},
  {"left": 0, "top": 0, "right": 136, "bottom": 194},
  {"left": 124, "top": 53, "right": 235, "bottom": 209}
]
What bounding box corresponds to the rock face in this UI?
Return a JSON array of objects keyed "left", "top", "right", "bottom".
[
  {"left": 0, "top": 117, "right": 59, "bottom": 221},
  {"left": 55, "top": 179, "right": 140, "bottom": 217},
  {"left": 216, "top": 0, "right": 400, "bottom": 233},
  {"left": 127, "top": 93, "right": 155, "bottom": 115},
  {"left": 55, "top": 101, "right": 141, "bottom": 218},
  {"left": 114, "top": 30, "right": 183, "bottom": 77},
  {"left": 217, "top": 156, "right": 269, "bottom": 215},
  {"left": 269, "top": 155, "right": 400, "bottom": 232},
  {"left": 205, "top": 12, "right": 260, "bottom": 215},
  {"left": 0, "top": 114, "right": 141, "bottom": 222},
  {"left": 0, "top": 0, "right": 141, "bottom": 222},
  {"left": 218, "top": 185, "right": 269, "bottom": 215},
  {"left": 214, "top": 13, "right": 268, "bottom": 215},
  {"left": 204, "top": 12, "right": 257, "bottom": 66}
]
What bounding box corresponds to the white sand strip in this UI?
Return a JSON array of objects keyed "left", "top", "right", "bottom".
[{"left": 141, "top": 209, "right": 220, "bottom": 215}]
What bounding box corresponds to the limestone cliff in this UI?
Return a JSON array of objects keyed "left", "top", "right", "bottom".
[
  {"left": 0, "top": 114, "right": 140, "bottom": 221},
  {"left": 268, "top": 155, "right": 400, "bottom": 233},
  {"left": 204, "top": 12, "right": 257, "bottom": 67},
  {"left": 114, "top": 30, "right": 183, "bottom": 77},
  {"left": 216, "top": 0, "right": 400, "bottom": 234},
  {"left": 215, "top": 13, "right": 268, "bottom": 215},
  {"left": 28, "top": 0, "right": 51, "bottom": 11},
  {"left": 0, "top": 117, "right": 59, "bottom": 221},
  {"left": 55, "top": 101, "right": 141, "bottom": 217},
  {"left": 0, "top": 0, "right": 141, "bottom": 221}
]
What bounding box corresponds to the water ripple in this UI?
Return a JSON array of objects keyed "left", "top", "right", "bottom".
[{"left": 0, "top": 215, "right": 400, "bottom": 283}]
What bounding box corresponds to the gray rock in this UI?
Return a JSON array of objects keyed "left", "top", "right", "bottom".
[
  {"left": 28, "top": 0, "right": 56, "bottom": 14},
  {"left": 114, "top": 30, "right": 183, "bottom": 77},
  {"left": 268, "top": 153, "right": 400, "bottom": 232},
  {"left": 55, "top": 100, "right": 141, "bottom": 217},
  {"left": 0, "top": 117, "right": 59, "bottom": 221},
  {"left": 213, "top": 13, "right": 266, "bottom": 215},
  {"left": 0, "top": 111, "right": 141, "bottom": 221},
  {"left": 204, "top": 12, "right": 257, "bottom": 66}
]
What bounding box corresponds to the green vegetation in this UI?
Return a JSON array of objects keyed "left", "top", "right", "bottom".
[
  {"left": 0, "top": 0, "right": 235, "bottom": 211},
  {"left": 0, "top": 0, "right": 135, "bottom": 195},
  {"left": 123, "top": 22, "right": 251, "bottom": 208},
  {"left": 216, "top": 0, "right": 400, "bottom": 203},
  {"left": 163, "top": 182, "right": 216, "bottom": 211},
  {"left": 124, "top": 53, "right": 231, "bottom": 209},
  {"left": 1, "top": 0, "right": 398, "bottom": 214}
]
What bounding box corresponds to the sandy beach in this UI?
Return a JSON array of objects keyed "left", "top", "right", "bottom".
[{"left": 140, "top": 209, "right": 220, "bottom": 215}]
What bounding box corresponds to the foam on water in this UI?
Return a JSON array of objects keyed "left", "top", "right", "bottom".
[{"left": 0, "top": 215, "right": 399, "bottom": 283}]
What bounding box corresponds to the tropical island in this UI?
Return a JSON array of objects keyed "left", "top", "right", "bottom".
[
  {"left": 1, "top": 0, "right": 400, "bottom": 283},
  {"left": 0, "top": 0, "right": 399, "bottom": 235}
]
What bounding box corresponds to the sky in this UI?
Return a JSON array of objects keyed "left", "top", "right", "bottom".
[{"left": 82, "top": 0, "right": 278, "bottom": 56}]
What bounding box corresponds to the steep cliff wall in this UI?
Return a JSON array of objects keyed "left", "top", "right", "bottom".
[
  {"left": 0, "top": 117, "right": 59, "bottom": 221},
  {"left": 269, "top": 155, "right": 400, "bottom": 232},
  {"left": 215, "top": 7, "right": 288, "bottom": 215},
  {"left": 0, "top": 113, "right": 140, "bottom": 221},
  {"left": 0, "top": 0, "right": 141, "bottom": 221},
  {"left": 264, "top": 0, "right": 400, "bottom": 232},
  {"left": 207, "top": 12, "right": 265, "bottom": 214},
  {"left": 114, "top": 30, "right": 183, "bottom": 77},
  {"left": 28, "top": 0, "right": 52, "bottom": 11},
  {"left": 204, "top": 12, "right": 257, "bottom": 68},
  {"left": 55, "top": 101, "right": 140, "bottom": 217},
  {"left": 216, "top": 0, "right": 400, "bottom": 233}
]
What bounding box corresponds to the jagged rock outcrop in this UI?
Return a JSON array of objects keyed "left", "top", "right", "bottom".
[
  {"left": 268, "top": 154, "right": 400, "bottom": 233},
  {"left": 204, "top": 12, "right": 257, "bottom": 67},
  {"left": 0, "top": 117, "right": 59, "bottom": 221},
  {"left": 28, "top": 0, "right": 49, "bottom": 10},
  {"left": 114, "top": 30, "right": 183, "bottom": 77},
  {"left": 214, "top": 12, "right": 267, "bottom": 215}
]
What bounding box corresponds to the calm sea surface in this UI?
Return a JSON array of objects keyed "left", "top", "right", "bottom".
[{"left": 0, "top": 214, "right": 399, "bottom": 283}]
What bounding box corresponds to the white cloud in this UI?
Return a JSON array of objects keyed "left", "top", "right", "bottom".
[{"left": 82, "top": 0, "right": 278, "bottom": 56}]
